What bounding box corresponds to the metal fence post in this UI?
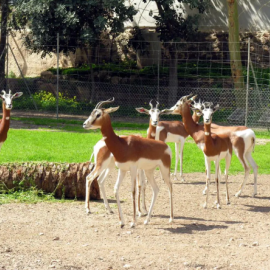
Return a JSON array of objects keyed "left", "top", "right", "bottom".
[
  {"left": 56, "top": 33, "right": 59, "bottom": 119},
  {"left": 245, "top": 38, "right": 251, "bottom": 126}
]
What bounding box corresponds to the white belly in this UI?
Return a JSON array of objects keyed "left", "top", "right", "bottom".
[
  {"left": 115, "top": 157, "right": 164, "bottom": 171},
  {"left": 165, "top": 132, "right": 184, "bottom": 143}
]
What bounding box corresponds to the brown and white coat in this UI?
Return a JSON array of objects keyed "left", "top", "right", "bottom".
[{"left": 83, "top": 98, "right": 173, "bottom": 228}]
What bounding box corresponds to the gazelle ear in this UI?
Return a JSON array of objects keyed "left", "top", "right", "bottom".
[
  {"left": 104, "top": 106, "right": 119, "bottom": 114},
  {"left": 12, "top": 92, "right": 23, "bottom": 99},
  {"left": 135, "top": 107, "right": 149, "bottom": 115},
  {"left": 213, "top": 104, "right": 219, "bottom": 112},
  {"left": 160, "top": 109, "right": 174, "bottom": 115}
]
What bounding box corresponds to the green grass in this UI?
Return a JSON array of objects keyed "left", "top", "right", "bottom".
[
  {"left": 0, "top": 119, "right": 269, "bottom": 204},
  {"left": 0, "top": 187, "right": 61, "bottom": 204},
  {"left": 1, "top": 125, "right": 269, "bottom": 174}
]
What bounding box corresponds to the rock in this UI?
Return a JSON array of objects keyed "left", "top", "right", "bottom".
[{"left": 252, "top": 242, "right": 259, "bottom": 246}]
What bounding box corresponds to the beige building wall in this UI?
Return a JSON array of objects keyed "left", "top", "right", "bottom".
[{"left": 6, "top": 32, "right": 75, "bottom": 77}]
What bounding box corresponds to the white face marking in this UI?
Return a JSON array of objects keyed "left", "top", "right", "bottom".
[
  {"left": 149, "top": 108, "right": 161, "bottom": 127},
  {"left": 1, "top": 93, "right": 13, "bottom": 110},
  {"left": 205, "top": 132, "right": 210, "bottom": 136},
  {"left": 202, "top": 108, "right": 213, "bottom": 124},
  {"left": 6, "top": 117, "right": 10, "bottom": 120},
  {"left": 83, "top": 109, "right": 103, "bottom": 130}
]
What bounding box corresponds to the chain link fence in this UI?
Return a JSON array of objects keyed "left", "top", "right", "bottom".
[{"left": 1, "top": 35, "right": 270, "bottom": 128}]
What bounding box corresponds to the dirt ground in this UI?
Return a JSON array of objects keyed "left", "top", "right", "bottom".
[
  {"left": 1, "top": 117, "right": 269, "bottom": 270},
  {"left": 0, "top": 170, "right": 270, "bottom": 270}
]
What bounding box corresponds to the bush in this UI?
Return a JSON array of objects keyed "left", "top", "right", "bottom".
[{"left": 13, "top": 90, "right": 94, "bottom": 114}]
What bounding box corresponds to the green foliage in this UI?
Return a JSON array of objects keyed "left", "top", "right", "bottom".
[
  {"left": 143, "top": 0, "right": 211, "bottom": 42},
  {"left": 10, "top": 0, "right": 137, "bottom": 58},
  {"left": 13, "top": 90, "right": 95, "bottom": 113}
]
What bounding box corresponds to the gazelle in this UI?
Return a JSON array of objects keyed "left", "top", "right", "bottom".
[
  {"left": 191, "top": 98, "right": 258, "bottom": 198},
  {"left": 195, "top": 102, "right": 232, "bottom": 208},
  {"left": 0, "top": 90, "right": 23, "bottom": 151},
  {"left": 88, "top": 139, "right": 148, "bottom": 216},
  {"left": 83, "top": 98, "right": 173, "bottom": 228},
  {"left": 136, "top": 100, "right": 189, "bottom": 181}
]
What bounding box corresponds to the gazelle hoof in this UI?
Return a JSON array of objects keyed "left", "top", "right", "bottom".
[
  {"left": 169, "top": 218, "right": 173, "bottom": 224},
  {"left": 252, "top": 193, "right": 257, "bottom": 198},
  {"left": 235, "top": 191, "right": 241, "bottom": 197},
  {"left": 216, "top": 204, "right": 221, "bottom": 209},
  {"left": 202, "top": 189, "right": 207, "bottom": 195},
  {"left": 144, "top": 219, "right": 149, "bottom": 225},
  {"left": 203, "top": 203, "right": 207, "bottom": 209},
  {"left": 120, "top": 221, "right": 125, "bottom": 228},
  {"left": 86, "top": 208, "right": 90, "bottom": 214},
  {"left": 130, "top": 222, "right": 136, "bottom": 228},
  {"left": 227, "top": 201, "right": 231, "bottom": 205}
]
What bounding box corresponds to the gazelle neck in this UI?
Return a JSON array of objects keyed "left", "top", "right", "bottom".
[
  {"left": 182, "top": 102, "right": 200, "bottom": 137},
  {"left": 0, "top": 102, "right": 11, "bottom": 142},
  {"left": 147, "top": 119, "right": 157, "bottom": 139},
  {"left": 100, "top": 114, "right": 123, "bottom": 160},
  {"left": 204, "top": 123, "right": 211, "bottom": 138}
]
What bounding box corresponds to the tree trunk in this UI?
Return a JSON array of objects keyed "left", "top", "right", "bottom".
[
  {"left": 227, "top": 0, "right": 245, "bottom": 108},
  {"left": 0, "top": 0, "right": 9, "bottom": 89},
  {"left": 0, "top": 162, "right": 100, "bottom": 200}
]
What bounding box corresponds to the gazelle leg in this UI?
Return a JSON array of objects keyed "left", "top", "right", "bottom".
[
  {"left": 137, "top": 170, "right": 147, "bottom": 217},
  {"left": 203, "top": 159, "right": 211, "bottom": 209},
  {"left": 173, "top": 142, "right": 180, "bottom": 180},
  {"left": 179, "top": 139, "right": 185, "bottom": 182},
  {"left": 246, "top": 152, "right": 258, "bottom": 197},
  {"left": 130, "top": 167, "right": 137, "bottom": 228},
  {"left": 160, "top": 167, "right": 173, "bottom": 223},
  {"left": 98, "top": 168, "right": 113, "bottom": 213},
  {"left": 144, "top": 170, "right": 159, "bottom": 225},
  {"left": 224, "top": 154, "right": 231, "bottom": 205},
  {"left": 85, "top": 169, "right": 99, "bottom": 214},
  {"left": 215, "top": 160, "right": 221, "bottom": 209},
  {"left": 114, "top": 169, "right": 126, "bottom": 228},
  {"left": 235, "top": 154, "right": 250, "bottom": 197}
]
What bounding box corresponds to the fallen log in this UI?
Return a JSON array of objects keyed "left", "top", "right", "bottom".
[{"left": 0, "top": 162, "right": 100, "bottom": 200}]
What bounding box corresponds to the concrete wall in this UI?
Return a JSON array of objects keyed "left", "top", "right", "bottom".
[{"left": 126, "top": 0, "right": 270, "bottom": 32}]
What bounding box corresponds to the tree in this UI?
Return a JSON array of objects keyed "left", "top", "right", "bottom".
[
  {"left": 10, "top": 0, "right": 137, "bottom": 102},
  {"left": 0, "top": 161, "right": 100, "bottom": 200},
  {"left": 0, "top": 0, "right": 9, "bottom": 88},
  {"left": 227, "top": 0, "right": 245, "bottom": 108},
  {"left": 143, "top": 0, "right": 210, "bottom": 104}
]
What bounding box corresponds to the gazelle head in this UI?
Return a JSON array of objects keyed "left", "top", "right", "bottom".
[
  {"left": 200, "top": 102, "right": 219, "bottom": 125},
  {"left": 136, "top": 100, "right": 173, "bottom": 127},
  {"left": 83, "top": 98, "right": 119, "bottom": 130},
  {"left": 170, "top": 93, "right": 197, "bottom": 115},
  {"left": 0, "top": 90, "right": 23, "bottom": 110},
  {"left": 190, "top": 98, "right": 203, "bottom": 118}
]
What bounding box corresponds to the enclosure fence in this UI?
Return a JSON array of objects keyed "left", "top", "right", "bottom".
[{"left": 1, "top": 34, "right": 270, "bottom": 128}]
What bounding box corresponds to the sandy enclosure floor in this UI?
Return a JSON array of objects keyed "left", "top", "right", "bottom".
[{"left": 0, "top": 171, "right": 270, "bottom": 270}]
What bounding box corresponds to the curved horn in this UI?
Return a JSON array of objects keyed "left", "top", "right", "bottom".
[
  {"left": 9, "top": 89, "right": 12, "bottom": 95},
  {"left": 186, "top": 93, "right": 194, "bottom": 100},
  {"left": 1, "top": 90, "right": 6, "bottom": 95},
  {"left": 95, "top": 97, "right": 115, "bottom": 109},
  {"left": 149, "top": 99, "right": 154, "bottom": 110},
  {"left": 156, "top": 100, "right": 160, "bottom": 109}
]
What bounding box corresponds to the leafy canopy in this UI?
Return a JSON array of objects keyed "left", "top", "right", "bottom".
[
  {"left": 143, "top": 0, "right": 210, "bottom": 42},
  {"left": 10, "top": 0, "right": 137, "bottom": 57}
]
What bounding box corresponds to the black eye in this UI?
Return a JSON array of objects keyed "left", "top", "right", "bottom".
[{"left": 97, "top": 114, "right": 101, "bottom": 118}]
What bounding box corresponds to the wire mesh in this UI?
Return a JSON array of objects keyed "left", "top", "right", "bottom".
[{"left": 2, "top": 35, "right": 270, "bottom": 128}]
